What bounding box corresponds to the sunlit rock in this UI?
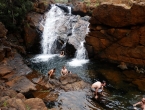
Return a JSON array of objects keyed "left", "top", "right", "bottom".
[{"left": 24, "top": 98, "right": 48, "bottom": 110}]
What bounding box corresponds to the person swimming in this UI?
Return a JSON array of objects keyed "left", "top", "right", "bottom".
[{"left": 59, "top": 51, "right": 65, "bottom": 57}]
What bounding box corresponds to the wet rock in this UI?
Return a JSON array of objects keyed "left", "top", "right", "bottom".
[
  {"left": 61, "top": 80, "right": 90, "bottom": 91},
  {"left": 24, "top": 98, "right": 48, "bottom": 110},
  {"left": 123, "top": 70, "right": 138, "bottom": 79},
  {"left": 32, "top": 77, "right": 43, "bottom": 84},
  {"left": 58, "top": 74, "right": 90, "bottom": 91},
  {"left": 38, "top": 77, "right": 54, "bottom": 89},
  {"left": 132, "top": 78, "right": 145, "bottom": 91},
  {"left": 6, "top": 76, "right": 36, "bottom": 93},
  {"left": 32, "top": 76, "right": 54, "bottom": 89},
  {"left": 59, "top": 74, "right": 81, "bottom": 85},
  {"left": 43, "top": 92, "right": 59, "bottom": 102},
  {"left": 99, "top": 69, "right": 123, "bottom": 88}
]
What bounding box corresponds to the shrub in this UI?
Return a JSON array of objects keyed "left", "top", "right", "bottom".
[{"left": 0, "top": 0, "right": 32, "bottom": 30}]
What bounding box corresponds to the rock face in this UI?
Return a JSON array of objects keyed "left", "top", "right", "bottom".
[
  {"left": 31, "top": 74, "right": 90, "bottom": 102},
  {"left": 24, "top": 12, "right": 43, "bottom": 53},
  {"left": 0, "top": 22, "right": 7, "bottom": 38},
  {"left": 0, "top": 88, "right": 47, "bottom": 110},
  {"left": 6, "top": 76, "right": 36, "bottom": 93},
  {"left": 86, "top": 3, "right": 145, "bottom": 66},
  {"left": 91, "top": 3, "right": 145, "bottom": 27}
]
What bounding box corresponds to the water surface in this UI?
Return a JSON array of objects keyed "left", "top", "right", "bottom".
[{"left": 28, "top": 55, "right": 145, "bottom": 110}]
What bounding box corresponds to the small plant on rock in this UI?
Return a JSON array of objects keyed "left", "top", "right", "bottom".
[
  {"left": 3, "top": 100, "right": 8, "bottom": 107},
  {"left": 26, "top": 104, "right": 31, "bottom": 110}
]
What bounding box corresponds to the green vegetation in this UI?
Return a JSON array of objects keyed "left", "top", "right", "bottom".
[
  {"left": 0, "top": 0, "right": 32, "bottom": 30},
  {"left": 26, "top": 104, "right": 31, "bottom": 110},
  {"left": 3, "top": 100, "right": 8, "bottom": 107}
]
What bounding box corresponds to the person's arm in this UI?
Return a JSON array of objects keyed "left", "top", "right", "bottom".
[
  {"left": 133, "top": 101, "right": 142, "bottom": 107},
  {"left": 48, "top": 70, "right": 53, "bottom": 80},
  {"left": 65, "top": 69, "right": 68, "bottom": 75},
  {"left": 95, "top": 87, "right": 99, "bottom": 94},
  {"left": 61, "top": 69, "right": 63, "bottom": 76}
]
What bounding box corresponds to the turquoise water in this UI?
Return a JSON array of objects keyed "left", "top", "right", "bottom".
[{"left": 29, "top": 55, "right": 145, "bottom": 110}]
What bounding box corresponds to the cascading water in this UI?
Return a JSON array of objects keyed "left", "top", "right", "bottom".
[
  {"left": 28, "top": 4, "right": 144, "bottom": 110},
  {"left": 75, "top": 41, "right": 88, "bottom": 59},
  {"left": 32, "top": 4, "right": 90, "bottom": 65},
  {"left": 41, "top": 5, "right": 65, "bottom": 54}
]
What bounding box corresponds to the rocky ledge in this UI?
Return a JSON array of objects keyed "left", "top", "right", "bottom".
[{"left": 86, "top": 2, "right": 145, "bottom": 67}]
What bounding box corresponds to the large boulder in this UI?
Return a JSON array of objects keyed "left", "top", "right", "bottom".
[
  {"left": 24, "top": 12, "right": 43, "bottom": 53},
  {"left": 91, "top": 3, "right": 145, "bottom": 27},
  {"left": 6, "top": 98, "right": 26, "bottom": 110},
  {"left": 72, "top": 1, "right": 87, "bottom": 14},
  {"left": 58, "top": 74, "right": 90, "bottom": 91},
  {"left": 24, "top": 98, "right": 48, "bottom": 110},
  {"left": 86, "top": 2, "right": 145, "bottom": 66}
]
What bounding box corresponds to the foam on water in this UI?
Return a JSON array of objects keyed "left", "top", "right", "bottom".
[
  {"left": 31, "top": 54, "right": 57, "bottom": 63},
  {"left": 67, "top": 58, "right": 89, "bottom": 67}
]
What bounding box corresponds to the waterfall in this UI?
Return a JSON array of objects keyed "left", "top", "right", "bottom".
[
  {"left": 68, "top": 6, "right": 71, "bottom": 15},
  {"left": 32, "top": 4, "right": 90, "bottom": 63},
  {"left": 76, "top": 41, "right": 88, "bottom": 59},
  {"left": 41, "top": 5, "right": 65, "bottom": 54}
]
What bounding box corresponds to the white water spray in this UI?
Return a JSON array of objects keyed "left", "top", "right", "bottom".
[
  {"left": 41, "top": 5, "right": 65, "bottom": 54},
  {"left": 76, "top": 41, "right": 87, "bottom": 59},
  {"left": 68, "top": 41, "right": 89, "bottom": 67},
  {"left": 32, "top": 4, "right": 90, "bottom": 63}
]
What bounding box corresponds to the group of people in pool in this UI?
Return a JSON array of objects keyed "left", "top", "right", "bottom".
[
  {"left": 91, "top": 81, "right": 145, "bottom": 110},
  {"left": 48, "top": 51, "right": 145, "bottom": 110},
  {"left": 47, "top": 66, "right": 71, "bottom": 80}
]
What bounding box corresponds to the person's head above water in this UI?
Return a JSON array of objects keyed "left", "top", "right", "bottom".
[
  {"left": 101, "top": 81, "right": 106, "bottom": 86},
  {"left": 62, "top": 66, "right": 66, "bottom": 69},
  {"left": 142, "top": 98, "right": 145, "bottom": 103}
]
